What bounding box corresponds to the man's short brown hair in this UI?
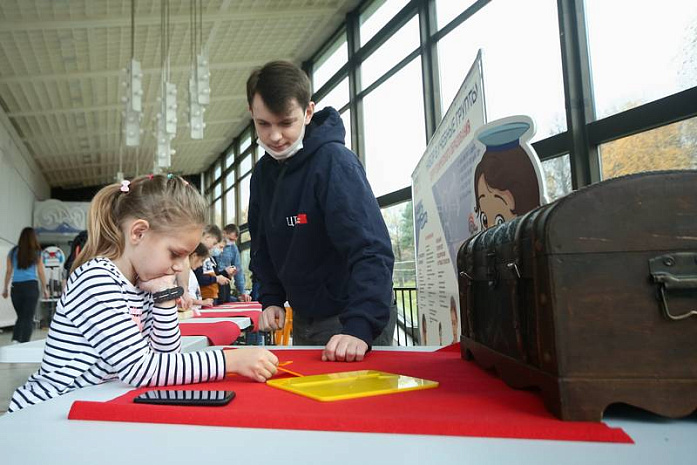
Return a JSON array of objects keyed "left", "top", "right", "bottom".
[
  {"left": 246, "top": 60, "right": 311, "bottom": 115},
  {"left": 224, "top": 224, "right": 239, "bottom": 235}
]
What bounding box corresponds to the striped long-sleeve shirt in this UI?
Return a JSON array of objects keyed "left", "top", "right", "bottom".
[{"left": 8, "top": 257, "right": 226, "bottom": 413}]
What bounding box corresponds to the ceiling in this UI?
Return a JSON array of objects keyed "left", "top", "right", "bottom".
[{"left": 0, "top": 0, "right": 361, "bottom": 189}]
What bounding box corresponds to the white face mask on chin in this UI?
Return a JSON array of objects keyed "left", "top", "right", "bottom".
[{"left": 257, "top": 124, "right": 306, "bottom": 161}]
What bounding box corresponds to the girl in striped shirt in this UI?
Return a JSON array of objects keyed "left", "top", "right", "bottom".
[{"left": 8, "top": 174, "right": 278, "bottom": 412}]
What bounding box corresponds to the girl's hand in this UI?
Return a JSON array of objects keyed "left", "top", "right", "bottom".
[
  {"left": 2, "top": 289, "right": 8, "bottom": 299},
  {"left": 42, "top": 287, "right": 50, "bottom": 299},
  {"left": 202, "top": 298, "right": 214, "bottom": 307},
  {"left": 224, "top": 348, "right": 278, "bottom": 382},
  {"left": 137, "top": 275, "right": 177, "bottom": 293}
]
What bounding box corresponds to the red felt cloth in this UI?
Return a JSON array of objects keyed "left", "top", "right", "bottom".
[
  {"left": 68, "top": 348, "right": 631, "bottom": 443},
  {"left": 204, "top": 302, "right": 262, "bottom": 310},
  {"left": 178, "top": 321, "right": 241, "bottom": 346},
  {"left": 195, "top": 310, "right": 260, "bottom": 331}
]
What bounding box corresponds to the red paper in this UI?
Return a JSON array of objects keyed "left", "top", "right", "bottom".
[
  {"left": 178, "top": 321, "right": 241, "bottom": 345},
  {"left": 194, "top": 310, "right": 260, "bottom": 331},
  {"left": 68, "top": 349, "right": 632, "bottom": 443}
]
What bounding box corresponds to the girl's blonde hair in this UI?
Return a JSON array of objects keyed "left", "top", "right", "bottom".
[{"left": 71, "top": 174, "right": 207, "bottom": 273}]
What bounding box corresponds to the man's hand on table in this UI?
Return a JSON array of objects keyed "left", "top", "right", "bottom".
[
  {"left": 322, "top": 334, "right": 369, "bottom": 362},
  {"left": 259, "top": 305, "right": 285, "bottom": 331}
]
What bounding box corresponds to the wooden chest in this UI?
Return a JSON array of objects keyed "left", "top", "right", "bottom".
[{"left": 457, "top": 170, "right": 697, "bottom": 421}]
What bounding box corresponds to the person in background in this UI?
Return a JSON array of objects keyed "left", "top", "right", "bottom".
[
  {"left": 218, "top": 224, "right": 251, "bottom": 302},
  {"left": 188, "top": 243, "right": 214, "bottom": 314},
  {"left": 2, "top": 227, "right": 49, "bottom": 343},
  {"left": 7, "top": 174, "right": 277, "bottom": 413},
  {"left": 247, "top": 61, "right": 396, "bottom": 362},
  {"left": 196, "top": 226, "right": 230, "bottom": 304}
]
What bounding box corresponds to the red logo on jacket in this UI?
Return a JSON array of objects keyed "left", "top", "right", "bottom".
[{"left": 286, "top": 213, "right": 308, "bottom": 227}]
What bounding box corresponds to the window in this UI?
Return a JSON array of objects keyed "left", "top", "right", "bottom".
[
  {"left": 213, "top": 161, "right": 222, "bottom": 180},
  {"left": 312, "top": 33, "right": 348, "bottom": 92},
  {"left": 341, "top": 109, "right": 352, "bottom": 151},
  {"left": 585, "top": 0, "right": 697, "bottom": 119},
  {"left": 435, "top": 0, "right": 478, "bottom": 30},
  {"left": 437, "top": 0, "right": 566, "bottom": 141},
  {"left": 315, "top": 77, "right": 350, "bottom": 113},
  {"left": 225, "top": 150, "right": 234, "bottom": 169},
  {"left": 214, "top": 199, "right": 222, "bottom": 227},
  {"left": 225, "top": 188, "right": 236, "bottom": 225},
  {"left": 361, "top": 15, "right": 419, "bottom": 89},
  {"left": 239, "top": 153, "right": 253, "bottom": 177},
  {"left": 239, "top": 130, "right": 252, "bottom": 154},
  {"left": 240, "top": 248, "right": 251, "bottom": 291},
  {"left": 239, "top": 173, "right": 251, "bottom": 225},
  {"left": 363, "top": 57, "right": 426, "bottom": 197},
  {"left": 360, "top": 0, "right": 410, "bottom": 46},
  {"left": 213, "top": 181, "right": 221, "bottom": 199},
  {"left": 541, "top": 154, "right": 573, "bottom": 202},
  {"left": 225, "top": 171, "right": 234, "bottom": 190},
  {"left": 381, "top": 201, "right": 415, "bottom": 286},
  {"left": 600, "top": 118, "right": 697, "bottom": 180}
]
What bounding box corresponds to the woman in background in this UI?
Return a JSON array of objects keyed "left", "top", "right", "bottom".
[{"left": 2, "top": 227, "right": 48, "bottom": 343}]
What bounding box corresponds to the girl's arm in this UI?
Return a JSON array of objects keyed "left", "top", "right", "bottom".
[
  {"left": 36, "top": 257, "right": 49, "bottom": 299},
  {"left": 2, "top": 256, "right": 12, "bottom": 298}
]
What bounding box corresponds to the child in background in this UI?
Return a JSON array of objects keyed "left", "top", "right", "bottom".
[
  {"left": 187, "top": 243, "right": 214, "bottom": 314},
  {"left": 196, "top": 241, "right": 228, "bottom": 304},
  {"left": 8, "top": 174, "right": 278, "bottom": 413}
]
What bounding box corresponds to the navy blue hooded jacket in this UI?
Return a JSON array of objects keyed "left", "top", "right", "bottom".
[{"left": 249, "top": 107, "right": 394, "bottom": 346}]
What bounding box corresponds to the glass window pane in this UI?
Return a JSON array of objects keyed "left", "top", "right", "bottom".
[
  {"left": 341, "top": 108, "right": 352, "bottom": 151},
  {"left": 315, "top": 77, "right": 350, "bottom": 113},
  {"left": 239, "top": 154, "right": 253, "bottom": 177},
  {"left": 360, "top": 0, "right": 410, "bottom": 47},
  {"left": 437, "top": 0, "right": 566, "bottom": 141},
  {"left": 361, "top": 15, "right": 419, "bottom": 89},
  {"left": 541, "top": 154, "right": 573, "bottom": 202},
  {"left": 585, "top": 0, "right": 697, "bottom": 119},
  {"left": 240, "top": 248, "right": 251, "bottom": 292},
  {"left": 214, "top": 161, "right": 222, "bottom": 180},
  {"left": 600, "top": 118, "right": 697, "bottom": 180},
  {"left": 225, "top": 188, "right": 236, "bottom": 225},
  {"left": 240, "top": 231, "right": 251, "bottom": 243},
  {"left": 363, "top": 57, "right": 425, "bottom": 197},
  {"left": 240, "top": 129, "right": 252, "bottom": 154},
  {"left": 225, "top": 171, "right": 234, "bottom": 190},
  {"left": 214, "top": 199, "right": 222, "bottom": 227},
  {"left": 435, "top": 0, "right": 478, "bottom": 30},
  {"left": 313, "top": 33, "right": 348, "bottom": 91},
  {"left": 239, "top": 174, "right": 251, "bottom": 225},
  {"left": 225, "top": 150, "right": 234, "bottom": 168},
  {"left": 381, "top": 201, "right": 415, "bottom": 286},
  {"left": 213, "top": 181, "right": 221, "bottom": 199}
]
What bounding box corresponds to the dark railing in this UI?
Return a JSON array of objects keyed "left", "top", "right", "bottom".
[{"left": 393, "top": 287, "right": 419, "bottom": 346}]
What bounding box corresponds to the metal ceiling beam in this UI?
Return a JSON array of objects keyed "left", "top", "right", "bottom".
[
  {"left": 0, "top": 60, "right": 283, "bottom": 84},
  {"left": 0, "top": 7, "right": 336, "bottom": 33},
  {"left": 7, "top": 94, "right": 246, "bottom": 117}
]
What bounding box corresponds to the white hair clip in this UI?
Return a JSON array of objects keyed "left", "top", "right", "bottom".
[{"left": 120, "top": 180, "right": 131, "bottom": 193}]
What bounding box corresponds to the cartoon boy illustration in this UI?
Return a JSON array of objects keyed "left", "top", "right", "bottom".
[{"left": 473, "top": 117, "right": 546, "bottom": 230}]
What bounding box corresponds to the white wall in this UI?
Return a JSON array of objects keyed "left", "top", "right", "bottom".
[{"left": 0, "top": 106, "right": 50, "bottom": 327}]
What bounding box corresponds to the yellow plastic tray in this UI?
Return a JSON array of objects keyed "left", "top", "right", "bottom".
[{"left": 266, "top": 370, "right": 439, "bottom": 401}]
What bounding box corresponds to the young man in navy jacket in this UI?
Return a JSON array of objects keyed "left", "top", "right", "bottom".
[{"left": 247, "top": 61, "right": 396, "bottom": 362}]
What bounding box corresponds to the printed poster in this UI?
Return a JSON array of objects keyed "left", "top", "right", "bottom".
[{"left": 412, "top": 51, "right": 549, "bottom": 346}]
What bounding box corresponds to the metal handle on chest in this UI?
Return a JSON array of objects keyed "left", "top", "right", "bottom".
[{"left": 649, "top": 253, "right": 697, "bottom": 321}]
